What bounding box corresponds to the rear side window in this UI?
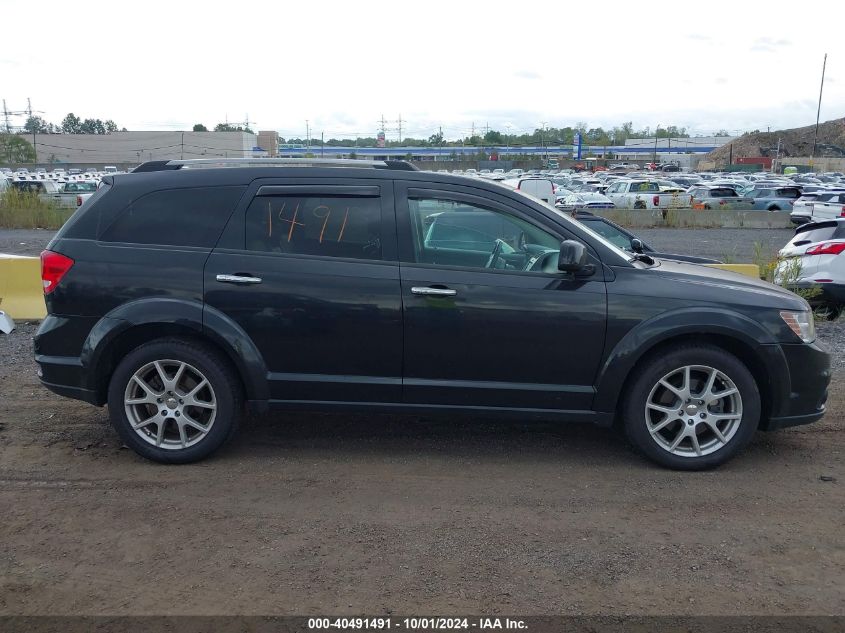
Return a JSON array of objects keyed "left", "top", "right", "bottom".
[
  {"left": 245, "top": 195, "right": 383, "bottom": 261},
  {"left": 793, "top": 225, "right": 839, "bottom": 244},
  {"left": 100, "top": 186, "right": 245, "bottom": 247}
]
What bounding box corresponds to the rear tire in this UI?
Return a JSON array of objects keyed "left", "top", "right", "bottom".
[
  {"left": 107, "top": 338, "right": 242, "bottom": 464},
  {"left": 622, "top": 345, "right": 760, "bottom": 470}
]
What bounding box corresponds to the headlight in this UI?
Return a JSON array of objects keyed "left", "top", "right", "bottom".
[{"left": 780, "top": 310, "right": 815, "bottom": 343}]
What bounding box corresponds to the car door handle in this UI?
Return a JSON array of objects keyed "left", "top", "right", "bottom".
[
  {"left": 411, "top": 286, "right": 457, "bottom": 297},
  {"left": 216, "top": 274, "right": 262, "bottom": 285}
]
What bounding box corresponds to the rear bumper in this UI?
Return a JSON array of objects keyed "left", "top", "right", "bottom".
[
  {"left": 793, "top": 282, "right": 845, "bottom": 305},
  {"left": 762, "top": 341, "right": 830, "bottom": 431}
]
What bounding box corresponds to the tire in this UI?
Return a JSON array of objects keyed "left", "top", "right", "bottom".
[
  {"left": 633, "top": 201, "right": 646, "bottom": 210},
  {"left": 703, "top": 204, "right": 712, "bottom": 210},
  {"left": 622, "top": 345, "right": 760, "bottom": 470},
  {"left": 107, "top": 338, "right": 242, "bottom": 464},
  {"left": 768, "top": 206, "right": 781, "bottom": 212},
  {"left": 814, "top": 303, "right": 842, "bottom": 321}
]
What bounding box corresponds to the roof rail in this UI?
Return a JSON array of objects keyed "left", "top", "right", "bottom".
[{"left": 132, "top": 158, "right": 418, "bottom": 173}]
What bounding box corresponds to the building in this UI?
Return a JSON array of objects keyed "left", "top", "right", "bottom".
[
  {"left": 28, "top": 131, "right": 257, "bottom": 166},
  {"left": 256, "top": 131, "right": 279, "bottom": 157}
]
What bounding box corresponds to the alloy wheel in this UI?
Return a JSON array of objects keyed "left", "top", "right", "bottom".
[
  {"left": 644, "top": 365, "right": 743, "bottom": 457},
  {"left": 123, "top": 359, "right": 217, "bottom": 450}
]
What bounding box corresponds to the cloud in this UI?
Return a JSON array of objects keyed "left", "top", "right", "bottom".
[
  {"left": 750, "top": 37, "right": 792, "bottom": 53},
  {"left": 514, "top": 70, "right": 541, "bottom": 80},
  {"left": 687, "top": 33, "right": 712, "bottom": 42}
]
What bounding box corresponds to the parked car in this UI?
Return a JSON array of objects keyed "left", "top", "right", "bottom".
[
  {"left": 747, "top": 186, "right": 802, "bottom": 211},
  {"left": 573, "top": 212, "right": 721, "bottom": 264},
  {"left": 500, "top": 177, "right": 556, "bottom": 206},
  {"left": 804, "top": 191, "right": 845, "bottom": 223},
  {"left": 556, "top": 192, "right": 615, "bottom": 211},
  {"left": 34, "top": 158, "right": 829, "bottom": 470},
  {"left": 688, "top": 185, "right": 754, "bottom": 210},
  {"left": 604, "top": 179, "right": 693, "bottom": 210},
  {"left": 776, "top": 219, "right": 845, "bottom": 320}
]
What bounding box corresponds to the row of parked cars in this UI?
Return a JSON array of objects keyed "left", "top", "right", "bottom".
[
  {"left": 435, "top": 168, "right": 845, "bottom": 223},
  {"left": 0, "top": 166, "right": 119, "bottom": 207}
]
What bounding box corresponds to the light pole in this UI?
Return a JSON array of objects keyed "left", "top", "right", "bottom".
[{"left": 653, "top": 124, "right": 661, "bottom": 167}]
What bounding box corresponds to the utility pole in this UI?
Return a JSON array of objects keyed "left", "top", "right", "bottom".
[
  {"left": 396, "top": 114, "right": 405, "bottom": 144},
  {"left": 181, "top": 131, "right": 184, "bottom": 160},
  {"left": 811, "top": 52, "right": 828, "bottom": 164},
  {"left": 540, "top": 122, "right": 548, "bottom": 165},
  {"left": 2, "top": 99, "right": 9, "bottom": 133},
  {"left": 28, "top": 98, "right": 36, "bottom": 165},
  {"left": 321, "top": 131, "right": 324, "bottom": 157},
  {"left": 438, "top": 125, "right": 443, "bottom": 159},
  {"left": 305, "top": 120, "right": 310, "bottom": 149}
]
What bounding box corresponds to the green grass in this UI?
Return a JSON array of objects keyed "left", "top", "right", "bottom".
[{"left": 0, "top": 189, "right": 71, "bottom": 229}]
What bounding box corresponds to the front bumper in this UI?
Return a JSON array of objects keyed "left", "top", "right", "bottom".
[{"left": 762, "top": 340, "right": 830, "bottom": 431}]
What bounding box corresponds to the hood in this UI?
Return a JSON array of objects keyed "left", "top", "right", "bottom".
[{"left": 643, "top": 258, "right": 807, "bottom": 309}]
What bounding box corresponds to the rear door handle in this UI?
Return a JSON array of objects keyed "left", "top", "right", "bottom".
[
  {"left": 216, "top": 274, "right": 262, "bottom": 285},
  {"left": 411, "top": 286, "right": 457, "bottom": 297}
]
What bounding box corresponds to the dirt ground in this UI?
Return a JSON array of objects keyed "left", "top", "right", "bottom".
[{"left": 0, "top": 318, "right": 843, "bottom": 617}]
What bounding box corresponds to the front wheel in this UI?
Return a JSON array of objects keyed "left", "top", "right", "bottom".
[
  {"left": 622, "top": 345, "right": 760, "bottom": 470},
  {"left": 107, "top": 338, "right": 243, "bottom": 463}
]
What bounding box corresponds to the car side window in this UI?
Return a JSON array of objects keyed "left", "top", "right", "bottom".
[
  {"left": 245, "top": 195, "right": 383, "bottom": 261},
  {"left": 408, "top": 197, "right": 561, "bottom": 273},
  {"left": 100, "top": 186, "right": 246, "bottom": 247}
]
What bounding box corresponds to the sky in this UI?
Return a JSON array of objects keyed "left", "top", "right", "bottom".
[{"left": 1, "top": 0, "right": 841, "bottom": 142}]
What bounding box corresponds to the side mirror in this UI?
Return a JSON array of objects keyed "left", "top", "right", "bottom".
[
  {"left": 630, "top": 238, "right": 644, "bottom": 253},
  {"left": 558, "top": 240, "right": 588, "bottom": 272}
]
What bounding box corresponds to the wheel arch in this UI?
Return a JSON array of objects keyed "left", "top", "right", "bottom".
[
  {"left": 81, "top": 298, "right": 268, "bottom": 408},
  {"left": 595, "top": 311, "right": 790, "bottom": 428}
]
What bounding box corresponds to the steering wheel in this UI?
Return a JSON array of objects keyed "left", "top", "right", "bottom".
[{"left": 485, "top": 239, "right": 506, "bottom": 269}]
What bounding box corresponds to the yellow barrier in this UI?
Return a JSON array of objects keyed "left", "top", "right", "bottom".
[
  {"left": 0, "top": 254, "right": 47, "bottom": 320},
  {"left": 703, "top": 263, "right": 761, "bottom": 279}
]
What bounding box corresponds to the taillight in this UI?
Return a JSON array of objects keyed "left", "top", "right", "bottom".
[
  {"left": 76, "top": 195, "right": 83, "bottom": 207},
  {"left": 840, "top": 206, "right": 845, "bottom": 217},
  {"left": 653, "top": 195, "right": 659, "bottom": 206},
  {"left": 805, "top": 242, "right": 845, "bottom": 256},
  {"left": 40, "top": 250, "right": 74, "bottom": 294}
]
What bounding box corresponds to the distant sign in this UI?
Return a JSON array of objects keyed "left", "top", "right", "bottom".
[
  {"left": 377, "top": 132, "right": 386, "bottom": 148},
  {"left": 573, "top": 132, "right": 583, "bottom": 160}
]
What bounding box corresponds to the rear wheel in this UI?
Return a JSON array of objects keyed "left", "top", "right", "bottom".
[
  {"left": 622, "top": 345, "right": 760, "bottom": 470},
  {"left": 107, "top": 338, "right": 242, "bottom": 463},
  {"left": 633, "top": 201, "right": 646, "bottom": 210}
]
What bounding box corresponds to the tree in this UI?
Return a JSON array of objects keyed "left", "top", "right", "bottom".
[
  {"left": 61, "top": 113, "right": 82, "bottom": 134},
  {"left": 104, "top": 120, "right": 118, "bottom": 133},
  {"left": 24, "top": 116, "right": 50, "bottom": 134},
  {"left": 428, "top": 131, "right": 444, "bottom": 146},
  {"left": 483, "top": 130, "right": 503, "bottom": 144},
  {"left": 79, "top": 118, "right": 106, "bottom": 135},
  {"left": 0, "top": 134, "right": 37, "bottom": 163},
  {"left": 192, "top": 123, "right": 208, "bottom": 132},
  {"left": 214, "top": 123, "right": 253, "bottom": 133}
]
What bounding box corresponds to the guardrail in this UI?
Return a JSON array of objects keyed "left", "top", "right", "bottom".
[
  {"left": 589, "top": 209, "right": 794, "bottom": 229},
  {"left": 0, "top": 254, "right": 47, "bottom": 319}
]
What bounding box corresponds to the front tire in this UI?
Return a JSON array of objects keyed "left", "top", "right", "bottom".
[
  {"left": 622, "top": 345, "right": 760, "bottom": 470},
  {"left": 107, "top": 338, "right": 242, "bottom": 463}
]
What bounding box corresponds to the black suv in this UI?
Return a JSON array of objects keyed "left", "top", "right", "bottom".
[{"left": 34, "top": 159, "right": 830, "bottom": 469}]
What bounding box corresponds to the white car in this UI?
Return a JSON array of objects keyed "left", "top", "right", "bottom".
[{"left": 776, "top": 219, "right": 845, "bottom": 320}]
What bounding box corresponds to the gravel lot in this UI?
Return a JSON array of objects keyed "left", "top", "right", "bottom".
[
  {"left": 1, "top": 226, "right": 843, "bottom": 616},
  {"left": 636, "top": 228, "right": 794, "bottom": 264}
]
